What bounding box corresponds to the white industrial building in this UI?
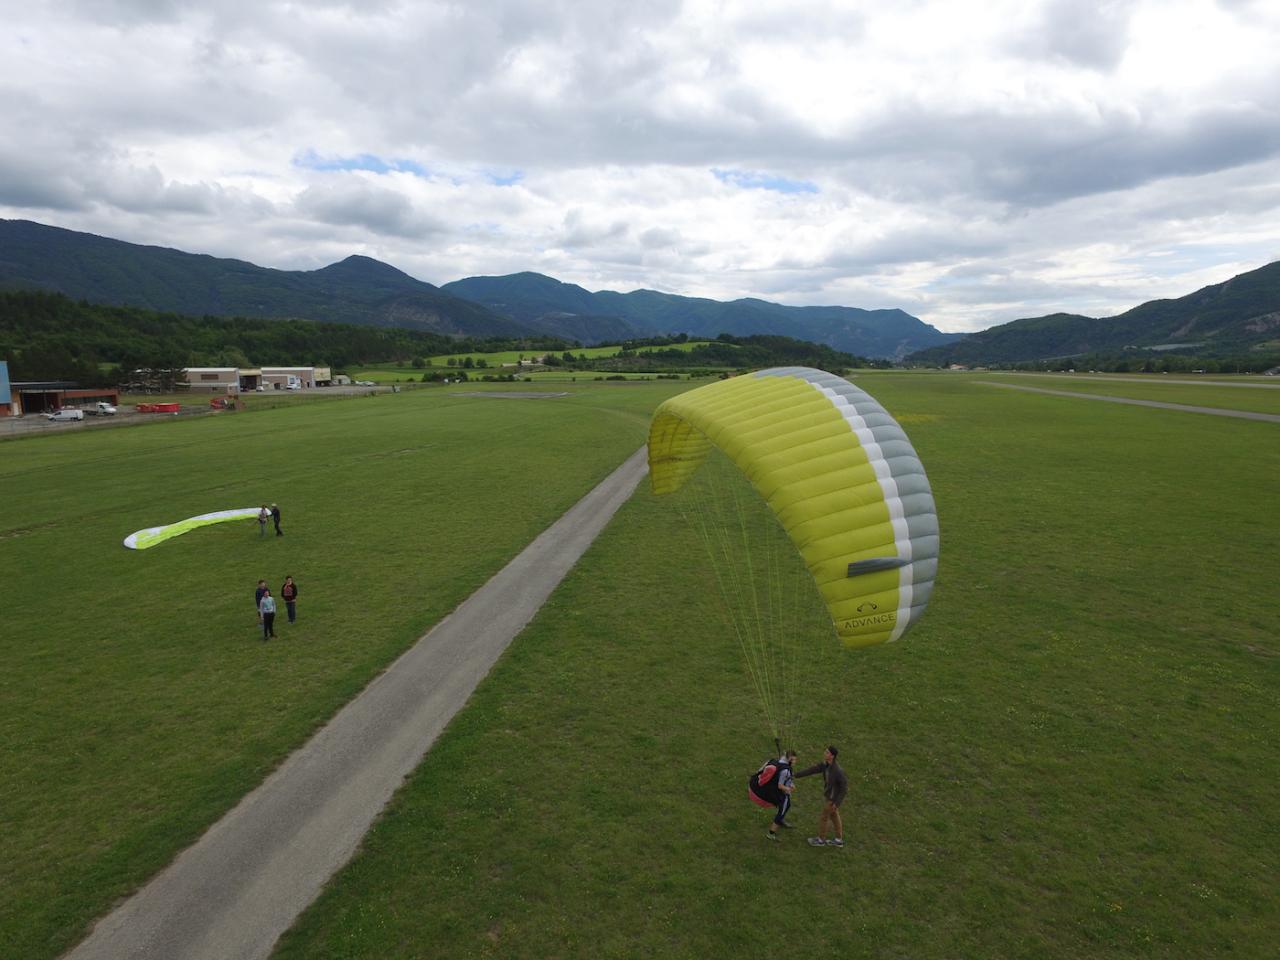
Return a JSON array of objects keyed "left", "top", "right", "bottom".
[{"left": 181, "top": 365, "right": 332, "bottom": 391}]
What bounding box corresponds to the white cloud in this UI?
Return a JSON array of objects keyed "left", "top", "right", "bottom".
[{"left": 2, "top": 0, "right": 1279, "bottom": 333}]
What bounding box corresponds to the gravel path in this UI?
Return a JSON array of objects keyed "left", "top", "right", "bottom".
[
  {"left": 63, "top": 447, "right": 650, "bottom": 960},
  {"left": 979, "top": 381, "right": 1280, "bottom": 422}
]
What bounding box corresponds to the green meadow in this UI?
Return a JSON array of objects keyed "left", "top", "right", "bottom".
[
  {"left": 3, "top": 374, "right": 1276, "bottom": 959},
  {"left": 115, "top": 389, "right": 370, "bottom": 413},
  {"left": 0, "top": 381, "right": 686, "bottom": 959}
]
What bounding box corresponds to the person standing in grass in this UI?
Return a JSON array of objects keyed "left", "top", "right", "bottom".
[
  {"left": 271, "top": 503, "right": 283, "bottom": 537},
  {"left": 255, "top": 579, "right": 268, "bottom": 624},
  {"left": 281, "top": 575, "right": 298, "bottom": 624},
  {"left": 258, "top": 505, "right": 269, "bottom": 538},
  {"left": 259, "top": 589, "right": 277, "bottom": 640},
  {"left": 797, "top": 746, "right": 848, "bottom": 848}
]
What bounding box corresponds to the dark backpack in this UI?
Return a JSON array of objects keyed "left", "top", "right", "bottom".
[{"left": 748, "top": 757, "right": 790, "bottom": 806}]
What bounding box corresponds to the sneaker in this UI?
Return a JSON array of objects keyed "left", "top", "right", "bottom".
[
  {"left": 765, "top": 831, "right": 779, "bottom": 841},
  {"left": 807, "top": 837, "right": 827, "bottom": 846},
  {"left": 829, "top": 838, "right": 844, "bottom": 848},
  {"left": 779, "top": 820, "right": 795, "bottom": 829}
]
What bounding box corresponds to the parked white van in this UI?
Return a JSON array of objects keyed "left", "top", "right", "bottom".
[{"left": 46, "top": 408, "right": 85, "bottom": 422}]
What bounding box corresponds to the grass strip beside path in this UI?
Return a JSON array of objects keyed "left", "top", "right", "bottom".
[
  {"left": 274, "top": 375, "right": 1279, "bottom": 960},
  {"left": 980, "top": 381, "right": 1280, "bottom": 422},
  {"left": 0, "top": 381, "right": 687, "bottom": 960},
  {"left": 976, "top": 373, "right": 1280, "bottom": 416}
]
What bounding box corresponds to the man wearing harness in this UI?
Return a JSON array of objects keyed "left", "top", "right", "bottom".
[
  {"left": 753, "top": 750, "right": 798, "bottom": 841},
  {"left": 796, "top": 745, "right": 848, "bottom": 848}
]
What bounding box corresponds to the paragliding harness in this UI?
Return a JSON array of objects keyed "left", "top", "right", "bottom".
[{"left": 748, "top": 755, "right": 792, "bottom": 809}]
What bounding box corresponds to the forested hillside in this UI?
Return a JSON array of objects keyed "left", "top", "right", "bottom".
[
  {"left": 0, "top": 219, "right": 531, "bottom": 337},
  {"left": 2, "top": 219, "right": 956, "bottom": 358},
  {"left": 442, "top": 271, "right": 961, "bottom": 358},
  {"left": 0, "top": 292, "right": 875, "bottom": 385},
  {"left": 907, "top": 259, "right": 1280, "bottom": 368},
  {"left": 0, "top": 291, "right": 572, "bottom": 384},
  {"left": 565, "top": 333, "right": 877, "bottom": 374}
]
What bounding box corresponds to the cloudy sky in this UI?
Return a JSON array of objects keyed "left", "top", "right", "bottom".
[{"left": 3, "top": 0, "right": 1279, "bottom": 332}]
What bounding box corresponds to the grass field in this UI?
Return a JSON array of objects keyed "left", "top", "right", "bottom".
[
  {"left": 4, "top": 373, "right": 1277, "bottom": 959},
  {"left": 116, "top": 389, "right": 372, "bottom": 412},
  {"left": 272, "top": 373, "right": 1278, "bottom": 959},
  {"left": 975, "top": 373, "right": 1280, "bottom": 416},
  {"left": 0, "top": 380, "right": 688, "bottom": 959}
]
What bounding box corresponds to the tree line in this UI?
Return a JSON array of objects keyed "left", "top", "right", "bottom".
[
  {"left": 0, "top": 290, "right": 883, "bottom": 387},
  {"left": 0, "top": 291, "right": 578, "bottom": 385},
  {"left": 941, "top": 351, "right": 1280, "bottom": 374},
  {"left": 545, "top": 333, "right": 880, "bottom": 374}
]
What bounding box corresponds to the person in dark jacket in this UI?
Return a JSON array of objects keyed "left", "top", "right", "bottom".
[
  {"left": 270, "top": 503, "right": 283, "bottom": 536},
  {"left": 796, "top": 745, "right": 848, "bottom": 848},
  {"left": 281, "top": 575, "right": 298, "bottom": 624},
  {"left": 254, "top": 579, "right": 268, "bottom": 624}
]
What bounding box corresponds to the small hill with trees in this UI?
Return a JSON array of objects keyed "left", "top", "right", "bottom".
[{"left": 906, "top": 260, "right": 1280, "bottom": 370}]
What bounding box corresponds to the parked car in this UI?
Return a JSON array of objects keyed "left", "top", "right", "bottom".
[
  {"left": 85, "top": 401, "right": 117, "bottom": 416},
  {"left": 46, "top": 408, "right": 85, "bottom": 422}
]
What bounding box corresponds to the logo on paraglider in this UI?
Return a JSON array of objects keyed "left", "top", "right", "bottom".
[
  {"left": 857, "top": 601, "right": 879, "bottom": 613},
  {"left": 843, "top": 611, "right": 897, "bottom": 631}
]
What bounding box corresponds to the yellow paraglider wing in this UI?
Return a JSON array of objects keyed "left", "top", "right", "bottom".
[
  {"left": 648, "top": 367, "right": 938, "bottom": 647},
  {"left": 123, "top": 508, "right": 263, "bottom": 550}
]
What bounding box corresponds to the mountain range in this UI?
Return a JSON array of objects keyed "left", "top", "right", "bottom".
[
  {"left": 0, "top": 219, "right": 957, "bottom": 358},
  {"left": 905, "top": 260, "right": 1280, "bottom": 364},
  {"left": 440, "top": 272, "right": 959, "bottom": 358},
  {"left": 0, "top": 219, "right": 524, "bottom": 337},
  {"left": 8, "top": 218, "right": 1275, "bottom": 364}
]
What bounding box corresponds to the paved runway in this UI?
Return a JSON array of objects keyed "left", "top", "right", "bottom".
[{"left": 64, "top": 447, "right": 650, "bottom": 960}]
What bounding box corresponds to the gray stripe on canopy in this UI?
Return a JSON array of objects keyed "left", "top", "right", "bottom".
[
  {"left": 907, "top": 513, "right": 939, "bottom": 539},
  {"left": 848, "top": 556, "right": 911, "bottom": 576},
  {"left": 908, "top": 557, "right": 938, "bottom": 587}
]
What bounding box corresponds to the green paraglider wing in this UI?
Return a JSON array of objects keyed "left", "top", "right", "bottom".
[{"left": 648, "top": 367, "right": 938, "bottom": 648}]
